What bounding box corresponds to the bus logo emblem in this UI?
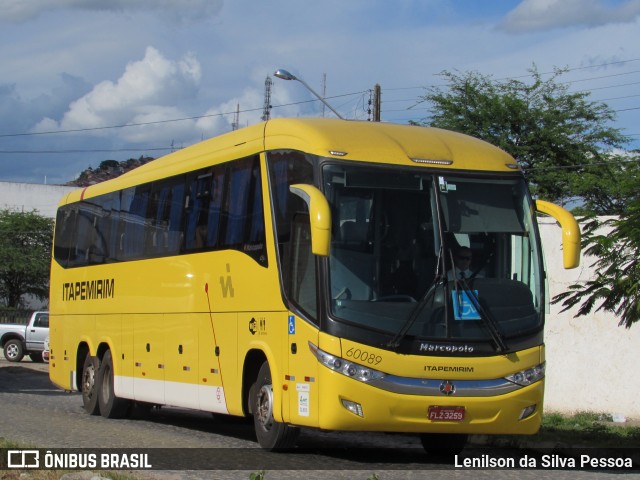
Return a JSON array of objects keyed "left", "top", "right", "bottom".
[
  {"left": 439, "top": 381, "right": 456, "bottom": 395},
  {"left": 219, "top": 263, "right": 234, "bottom": 298}
]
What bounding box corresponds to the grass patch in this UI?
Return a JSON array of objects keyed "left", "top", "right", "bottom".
[{"left": 535, "top": 411, "right": 640, "bottom": 447}]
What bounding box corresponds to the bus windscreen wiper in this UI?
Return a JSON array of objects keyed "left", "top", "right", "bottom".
[
  {"left": 385, "top": 246, "right": 445, "bottom": 349},
  {"left": 454, "top": 276, "right": 508, "bottom": 352},
  {"left": 385, "top": 280, "right": 441, "bottom": 349}
]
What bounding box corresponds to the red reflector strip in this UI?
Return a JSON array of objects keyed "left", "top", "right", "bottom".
[
  {"left": 304, "top": 376, "right": 315, "bottom": 382},
  {"left": 285, "top": 375, "right": 295, "bottom": 381}
]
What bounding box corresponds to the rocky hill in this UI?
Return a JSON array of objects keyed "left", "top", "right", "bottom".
[{"left": 66, "top": 156, "right": 154, "bottom": 187}]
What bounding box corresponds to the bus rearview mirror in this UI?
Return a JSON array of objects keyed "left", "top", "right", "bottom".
[
  {"left": 289, "top": 184, "right": 331, "bottom": 257},
  {"left": 535, "top": 200, "right": 581, "bottom": 269}
]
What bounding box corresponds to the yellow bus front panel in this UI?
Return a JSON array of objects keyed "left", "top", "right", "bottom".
[
  {"left": 315, "top": 358, "right": 543, "bottom": 435},
  {"left": 319, "top": 369, "right": 544, "bottom": 434}
]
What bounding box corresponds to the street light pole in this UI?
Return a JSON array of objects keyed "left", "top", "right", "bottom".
[{"left": 274, "top": 69, "right": 344, "bottom": 120}]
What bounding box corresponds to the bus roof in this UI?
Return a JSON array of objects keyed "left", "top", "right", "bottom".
[
  {"left": 264, "top": 118, "right": 515, "bottom": 170},
  {"left": 65, "top": 118, "right": 518, "bottom": 203}
]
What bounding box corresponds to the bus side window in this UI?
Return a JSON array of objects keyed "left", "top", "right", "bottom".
[
  {"left": 54, "top": 206, "right": 77, "bottom": 268},
  {"left": 101, "top": 192, "right": 120, "bottom": 263},
  {"left": 163, "top": 180, "right": 185, "bottom": 255},
  {"left": 146, "top": 188, "right": 162, "bottom": 253},
  {"left": 219, "top": 155, "right": 265, "bottom": 263},
  {"left": 71, "top": 204, "right": 95, "bottom": 267},
  {"left": 184, "top": 170, "right": 213, "bottom": 251},
  {"left": 224, "top": 160, "right": 252, "bottom": 246},
  {"left": 147, "top": 178, "right": 185, "bottom": 256},
  {"left": 120, "top": 185, "right": 150, "bottom": 260},
  {"left": 206, "top": 169, "right": 224, "bottom": 249}
]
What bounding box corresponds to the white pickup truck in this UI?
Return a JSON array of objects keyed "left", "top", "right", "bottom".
[{"left": 0, "top": 311, "right": 49, "bottom": 362}]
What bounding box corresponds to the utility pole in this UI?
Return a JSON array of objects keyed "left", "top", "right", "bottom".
[
  {"left": 231, "top": 103, "right": 240, "bottom": 131},
  {"left": 373, "top": 84, "right": 381, "bottom": 122},
  {"left": 262, "top": 76, "right": 273, "bottom": 121},
  {"left": 321, "top": 73, "right": 327, "bottom": 117}
]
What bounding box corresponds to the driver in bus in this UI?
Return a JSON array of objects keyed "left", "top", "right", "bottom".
[{"left": 447, "top": 246, "right": 482, "bottom": 281}]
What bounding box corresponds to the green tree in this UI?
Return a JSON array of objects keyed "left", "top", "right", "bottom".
[
  {"left": 0, "top": 209, "right": 53, "bottom": 308},
  {"left": 553, "top": 203, "right": 640, "bottom": 328},
  {"left": 569, "top": 150, "right": 640, "bottom": 215},
  {"left": 414, "top": 66, "right": 630, "bottom": 208}
]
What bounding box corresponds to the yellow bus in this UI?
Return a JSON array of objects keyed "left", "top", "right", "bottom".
[{"left": 49, "top": 118, "right": 580, "bottom": 453}]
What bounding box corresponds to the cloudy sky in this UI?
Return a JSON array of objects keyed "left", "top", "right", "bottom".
[{"left": 1, "top": 0, "right": 639, "bottom": 184}]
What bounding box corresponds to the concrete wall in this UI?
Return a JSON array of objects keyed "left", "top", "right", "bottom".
[
  {"left": 1, "top": 182, "right": 636, "bottom": 417},
  {"left": 539, "top": 217, "right": 640, "bottom": 419},
  {"left": 0, "top": 181, "right": 76, "bottom": 218}
]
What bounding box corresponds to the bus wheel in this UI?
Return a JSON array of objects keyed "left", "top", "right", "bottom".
[
  {"left": 81, "top": 354, "right": 100, "bottom": 415},
  {"left": 97, "top": 350, "right": 130, "bottom": 418},
  {"left": 253, "top": 362, "right": 299, "bottom": 450},
  {"left": 420, "top": 433, "right": 468, "bottom": 456}
]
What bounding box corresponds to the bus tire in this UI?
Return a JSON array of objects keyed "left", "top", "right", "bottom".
[
  {"left": 97, "top": 350, "right": 130, "bottom": 419},
  {"left": 253, "top": 361, "right": 299, "bottom": 450},
  {"left": 420, "top": 433, "right": 468, "bottom": 456},
  {"left": 4, "top": 339, "right": 24, "bottom": 362},
  {"left": 81, "top": 353, "right": 100, "bottom": 415}
]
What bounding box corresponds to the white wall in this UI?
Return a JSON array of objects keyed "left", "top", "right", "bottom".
[
  {"left": 539, "top": 217, "right": 640, "bottom": 418},
  {"left": 0, "top": 181, "right": 75, "bottom": 218}
]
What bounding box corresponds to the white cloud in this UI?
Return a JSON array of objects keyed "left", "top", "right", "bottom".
[
  {"left": 32, "top": 47, "right": 201, "bottom": 138},
  {"left": 196, "top": 87, "right": 270, "bottom": 138},
  {"left": 0, "top": 0, "right": 223, "bottom": 23},
  {"left": 500, "top": 0, "right": 640, "bottom": 33}
]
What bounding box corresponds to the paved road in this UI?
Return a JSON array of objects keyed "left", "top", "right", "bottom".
[{"left": 0, "top": 356, "right": 638, "bottom": 480}]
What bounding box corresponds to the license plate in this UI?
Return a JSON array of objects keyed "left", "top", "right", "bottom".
[{"left": 428, "top": 406, "right": 465, "bottom": 421}]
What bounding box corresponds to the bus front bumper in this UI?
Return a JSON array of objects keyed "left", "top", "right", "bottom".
[{"left": 317, "top": 368, "right": 543, "bottom": 435}]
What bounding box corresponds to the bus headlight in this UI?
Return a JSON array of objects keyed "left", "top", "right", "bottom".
[
  {"left": 309, "top": 342, "right": 385, "bottom": 383},
  {"left": 505, "top": 362, "right": 545, "bottom": 386}
]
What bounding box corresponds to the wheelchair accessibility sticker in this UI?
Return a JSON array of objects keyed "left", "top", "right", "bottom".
[{"left": 452, "top": 290, "right": 481, "bottom": 320}]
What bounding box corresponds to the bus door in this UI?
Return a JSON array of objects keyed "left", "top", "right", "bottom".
[{"left": 283, "top": 214, "right": 319, "bottom": 426}]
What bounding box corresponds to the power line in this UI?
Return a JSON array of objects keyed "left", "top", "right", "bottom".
[
  {"left": 2, "top": 59, "right": 638, "bottom": 139},
  {"left": 0, "top": 57, "right": 638, "bottom": 147},
  {"left": 0, "top": 91, "right": 367, "bottom": 139},
  {"left": 0, "top": 147, "right": 173, "bottom": 154},
  {"left": 382, "top": 57, "right": 640, "bottom": 92}
]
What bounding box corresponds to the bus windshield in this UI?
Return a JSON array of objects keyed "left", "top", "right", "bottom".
[{"left": 324, "top": 163, "right": 543, "bottom": 349}]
